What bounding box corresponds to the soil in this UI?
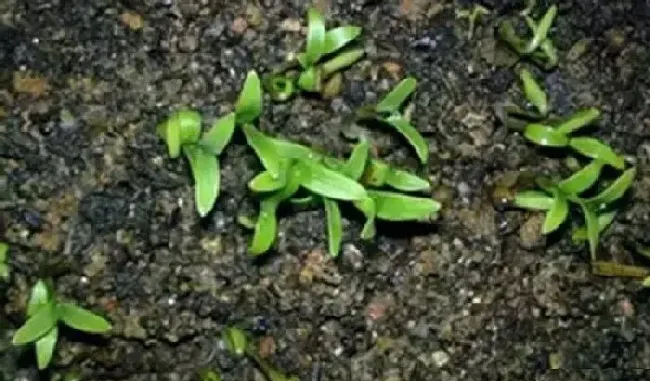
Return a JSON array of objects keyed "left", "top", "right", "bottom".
[{"left": 2, "top": 0, "right": 650, "bottom": 380}]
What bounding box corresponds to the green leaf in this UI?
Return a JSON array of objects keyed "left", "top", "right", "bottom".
[
  {"left": 235, "top": 71, "right": 263, "bottom": 124},
  {"left": 368, "top": 190, "right": 440, "bottom": 222},
  {"left": 296, "top": 159, "right": 367, "bottom": 201},
  {"left": 569, "top": 137, "right": 625, "bottom": 169},
  {"left": 200, "top": 112, "right": 236, "bottom": 155},
  {"left": 572, "top": 210, "right": 617, "bottom": 243},
  {"left": 524, "top": 123, "right": 569, "bottom": 147},
  {"left": 249, "top": 168, "right": 287, "bottom": 193},
  {"left": 242, "top": 124, "right": 282, "bottom": 178},
  {"left": 587, "top": 167, "right": 636, "bottom": 207},
  {"left": 27, "top": 280, "right": 52, "bottom": 317},
  {"left": 222, "top": 327, "right": 248, "bottom": 356},
  {"left": 556, "top": 108, "right": 600, "bottom": 135},
  {"left": 384, "top": 115, "right": 428, "bottom": 164},
  {"left": 519, "top": 69, "right": 548, "bottom": 116},
  {"left": 265, "top": 75, "right": 296, "bottom": 102},
  {"left": 497, "top": 19, "right": 527, "bottom": 54},
  {"left": 183, "top": 145, "right": 220, "bottom": 217},
  {"left": 35, "top": 327, "right": 58, "bottom": 370},
  {"left": 12, "top": 303, "right": 56, "bottom": 345},
  {"left": 158, "top": 110, "right": 202, "bottom": 158},
  {"left": 385, "top": 168, "right": 430, "bottom": 192},
  {"left": 297, "top": 66, "right": 322, "bottom": 92},
  {"left": 305, "top": 8, "right": 326, "bottom": 66},
  {"left": 320, "top": 48, "right": 365, "bottom": 77},
  {"left": 524, "top": 5, "right": 557, "bottom": 53},
  {"left": 324, "top": 199, "right": 343, "bottom": 257},
  {"left": 268, "top": 137, "right": 318, "bottom": 161},
  {"left": 0, "top": 264, "right": 8, "bottom": 279},
  {"left": 514, "top": 190, "right": 554, "bottom": 210},
  {"left": 578, "top": 201, "right": 600, "bottom": 260},
  {"left": 250, "top": 200, "right": 279, "bottom": 255},
  {"left": 342, "top": 140, "right": 369, "bottom": 180},
  {"left": 324, "top": 26, "right": 362, "bottom": 55},
  {"left": 642, "top": 276, "right": 650, "bottom": 287},
  {"left": 557, "top": 161, "right": 603, "bottom": 195},
  {"left": 57, "top": 303, "right": 111, "bottom": 333},
  {"left": 375, "top": 78, "right": 417, "bottom": 114},
  {"left": 198, "top": 369, "right": 222, "bottom": 381},
  {"left": 539, "top": 38, "right": 558, "bottom": 68},
  {"left": 0, "top": 242, "right": 7, "bottom": 262},
  {"left": 543, "top": 196, "right": 569, "bottom": 234},
  {"left": 361, "top": 159, "right": 390, "bottom": 187},
  {"left": 353, "top": 196, "right": 376, "bottom": 239}
]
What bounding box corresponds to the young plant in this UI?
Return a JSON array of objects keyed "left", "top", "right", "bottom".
[
  {"left": 222, "top": 327, "right": 299, "bottom": 381},
  {"left": 0, "top": 242, "right": 9, "bottom": 279},
  {"left": 157, "top": 71, "right": 262, "bottom": 217},
  {"left": 266, "top": 7, "right": 364, "bottom": 100},
  {"left": 455, "top": 4, "right": 491, "bottom": 39},
  {"left": 356, "top": 77, "right": 428, "bottom": 165},
  {"left": 497, "top": 4, "right": 558, "bottom": 69},
  {"left": 243, "top": 125, "right": 439, "bottom": 257},
  {"left": 12, "top": 279, "right": 111, "bottom": 370}
]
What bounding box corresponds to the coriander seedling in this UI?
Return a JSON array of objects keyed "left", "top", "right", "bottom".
[
  {"left": 455, "top": 4, "right": 490, "bottom": 39},
  {"left": 12, "top": 279, "right": 111, "bottom": 370},
  {"left": 266, "top": 7, "right": 364, "bottom": 100}
]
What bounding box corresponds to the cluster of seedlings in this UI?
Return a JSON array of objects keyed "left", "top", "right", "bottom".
[{"left": 158, "top": 8, "right": 437, "bottom": 257}]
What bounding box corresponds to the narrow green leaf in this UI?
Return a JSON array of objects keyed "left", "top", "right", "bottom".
[
  {"left": 250, "top": 200, "right": 279, "bottom": 255},
  {"left": 200, "top": 112, "right": 236, "bottom": 155},
  {"left": 587, "top": 167, "right": 636, "bottom": 207},
  {"left": 578, "top": 201, "right": 600, "bottom": 260},
  {"left": 268, "top": 137, "right": 318, "bottom": 161},
  {"left": 12, "top": 303, "right": 56, "bottom": 345},
  {"left": 35, "top": 327, "right": 58, "bottom": 370},
  {"left": 569, "top": 137, "right": 625, "bottom": 169},
  {"left": 57, "top": 303, "right": 111, "bottom": 333},
  {"left": 524, "top": 123, "right": 569, "bottom": 147},
  {"left": 324, "top": 199, "right": 343, "bottom": 257},
  {"left": 342, "top": 140, "right": 369, "bottom": 180},
  {"left": 497, "top": 19, "right": 527, "bottom": 54},
  {"left": 384, "top": 115, "right": 428, "bottom": 164},
  {"left": 27, "top": 280, "right": 51, "bottom": 317},
  {"left": 223, "top": 327, "right": 248, "bottom": 356},
  {"left": 296, "top": 160, "right": 367, "bottom": 201},
  {"left": 305, "top": 8, "right": 326, "bottom": 66},
  {"left": 385, "top": 168, "right": 430, "bottom": 192},
  {"left": 556, "top": 108, "right": 601, "bottom": 135},
  {"left": 361, "top": 159, "right": 390, "bottom": 187},
  {"left": 524, "top": 5, "right": 557, "bottom": 53},
  {"left": 375, "top": 78, "right": 418, "bottom": 114},
  {"left": 158, "top": 110, "right": 202, "bottom": 158},
  {"left": 539, "top": 38, "right": 558, "bottom": 68},
  {"left": 0, "top": 242, "right": 7, "bottom": 262},
  {"left": 324, "top": 26, "right": 362, "bottom": 55},
  {"left": 0, "top": 264, "right": 8, "bottom": 279},
  {"left": 543, "top": 196, "right": 569, "bottom": 234},
  {"left": 368, "top": 190, "right": 440, "bottom": 222},
  {"left": 249, "top": 169, "right": 287, "bottom": 193},
  {"left": 514, "top": 190, "right": 554, "bottom": 210},
  {"left": 353, "top": 196, "right": 377, "bottom": 239},
  {"left": 242, "top": 124, "right": 282, "bottom": 178},
  {"left": 183, "top": 145, "right": 220, "bottom": 217},
  {"left": 320, "top": 48, "right": 365, "bottom": 77},
  {"left": 235, "top": 71, "right": 263, "bottom": 124},
  {"left": 519, "top": 69, "right": 548, "bottom": 116},
  {"left": 199, "top": 369, "right": 222, "bottom": 381},
  {"left": 297, "top": 66, "right": 322, "bottom": 92},
  {"left": 572, "top": 210, "right": 617, "bottom": 243},
  {"left": 557, "top": 161, "right": 603, "bottom": 195}
]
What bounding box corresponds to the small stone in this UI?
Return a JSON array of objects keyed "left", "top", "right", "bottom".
[
  {"left": 382, "top": 61, "right": 402, "bottom": 80},
  {"left": 280, "top": 18, "right": 301, "bottom": 32},
  {"left": 232, "top": 17, "right": 248, "bottom": 34},
  {"left": 13, "top": 71, "right": 49, "bottom": 96},
  {"left": 120, "top": 11, "right": 144, "bottom": 30},
  {"left": 179, "top": 34, "right": 199, "bottom": 52},
  {"left": 519, "top": 214, "right": 546, "bottom": 250},
  {"left": 432, "top": 350, "right": 450, "bottom": 368},
  {"left": 245, "top": 4, "right": 263, "bottom": 28}
]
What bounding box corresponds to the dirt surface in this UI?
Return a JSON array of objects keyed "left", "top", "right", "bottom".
[{"left": 2, "top": 0, "right": 650, "bottom": 380}]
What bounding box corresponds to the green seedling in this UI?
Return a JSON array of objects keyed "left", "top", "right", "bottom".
[
  {"left": 223, "top": 327, "right": 298, "bottom": 381},
  {"left": 356, "top": 77, "right": 428, "bottom": 164},
  {"left": 455, "top": 4, "right": 491, "bottom": 39},
  {"left": 243, "top": 125, "right": 439, "bottom": 257},
  {"left": 0, "top": 242, "right": 9, "bottom": 279},
  {"left": 497, "top": 4, "right": 558, "bottom": 69},
  {"left": 12, "top": 279, "right": 111, "bottom": 370},
  {"left": 158, "top": 71, "right": 262, "bottom": 217},
  {"left": 266, "top": 7, "right": 364, "bottom": 100}
]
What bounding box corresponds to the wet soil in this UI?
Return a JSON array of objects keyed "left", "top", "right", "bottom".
[{"left": 2, "top": 0, "right": 650, "bottom": 380}]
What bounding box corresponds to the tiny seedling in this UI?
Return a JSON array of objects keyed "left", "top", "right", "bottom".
[
  {"left": 243, "top": 125, "right": 439, "bottom": 257},
  {"left": 266, "top": 7, "right": 364, "bottom": 100},
  {"left": 223, "top": 327, "right": 299, "bottom": 381},
  {"left": 12, "top": 279, "right": 111, "bottom": 370},
  {"left": 0, "top": 242, "right": 9, "bottom": 279},
  {"left": 497, "top": 4, "right": 558, "bottom": 69},
  {"left": 356, "top": 77, "right": 428, "bottom": 165},
  {"left": 158, "top": 71, "right": 262, "bottom": 217},
  {"left": 455, "top": 4, "right": 491, "bottom": 39}
]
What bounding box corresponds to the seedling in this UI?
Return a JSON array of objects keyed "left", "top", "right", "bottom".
[
  {"left": 497, "top": 4, "right": 558, "bottom": 69},
  {"left": 12, "top": 279, "right": 111, "bottom": 370},
  {"left": 0, "top": 242, "right": 9, "bottom": 279},
  {"left": 356, "top": 77, "right": 428, "bottom": 164},
  {"left": 455, "top": 4, "right": 490, "bottom": 39},
  {"left": 243, "top": 126, "right": 439, "bottom": 257},
  {"left": 223, "top": 327, "right": 299, "bottom": 381},
  {"left": 266, "top": 7, "right": 364, "bottom": 100},
  {"left": 508, "top": 69, "right": 635, "bottom": 260},
  {"left": 158, "top": 71, "right": 262, "bottom": 217}
]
